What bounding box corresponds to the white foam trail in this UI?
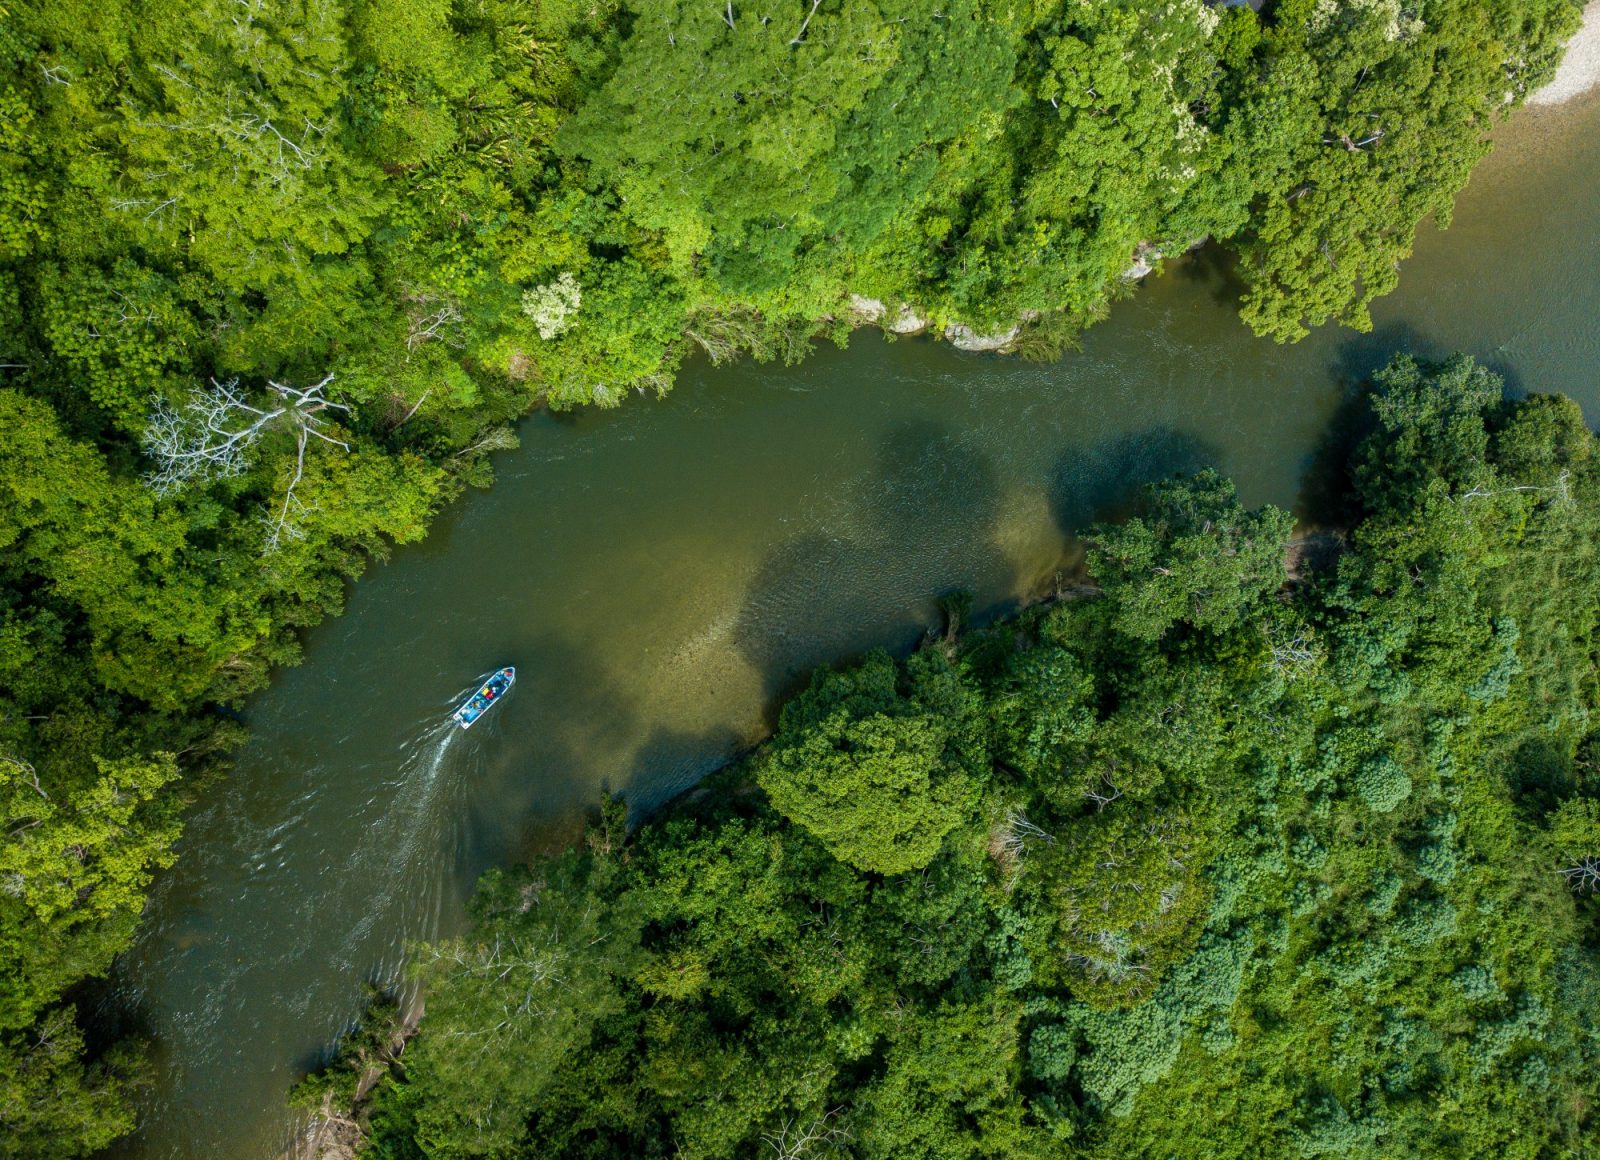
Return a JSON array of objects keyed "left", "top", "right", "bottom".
[{"left": 335, "top": 711, "right": 476, "bottom": 969}]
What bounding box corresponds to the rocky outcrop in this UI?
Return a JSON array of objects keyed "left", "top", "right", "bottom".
[
  {"left": 847, "top": 294, "right": 887, "bottom": 322},
  {"left": 847, "top": 296, "right": 1035, "bottom": 352},
  {"left": 886, "top": 304, "right": 929, "bottom": 335},
  {"left": 849, "top": 295, "right": 929, "bottom": 335},
  {"left": 1122, "top": 242, "right": 1162, "bottom": 281},
  {"left": 943, "top": 322, "right": 1021, "bottom": 353},
  {"left": 1121, "top": 236, "right": 1211, "bottom": 281}
]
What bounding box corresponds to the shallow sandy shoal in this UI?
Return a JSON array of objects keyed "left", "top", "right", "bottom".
[{"left": 1530, "top": 0, "right": 1600, "bottom": 106}]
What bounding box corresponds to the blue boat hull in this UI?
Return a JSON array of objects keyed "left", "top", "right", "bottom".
[{"left": 453, "top": 667, "right": 515, "bottom": 729}]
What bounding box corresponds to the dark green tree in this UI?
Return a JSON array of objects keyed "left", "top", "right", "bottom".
[{"left": 1086, "top": 469, "right": 1295, "bottom": 643}]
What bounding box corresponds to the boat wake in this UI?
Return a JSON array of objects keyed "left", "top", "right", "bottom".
[
  {"left": 336, "top": 685, "right": 496, "bottom": 979},
  {"left": 109, "top": 677, "right": 517, "bottom": 1158}
]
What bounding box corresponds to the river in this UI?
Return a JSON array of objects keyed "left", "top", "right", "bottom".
[{"left": 104, "top": 92, "right": 1600, "bottom": 1158}]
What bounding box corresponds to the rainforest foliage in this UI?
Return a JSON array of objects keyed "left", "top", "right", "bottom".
[
  {"left": 312, "top": 357, "right": 1600, "bottom": 1158},
  {"left": 0, "top": 0, "right": 1585, "bottom": 1153}
]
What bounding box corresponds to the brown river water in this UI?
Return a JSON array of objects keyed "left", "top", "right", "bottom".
[{"left": 105, "top": 92, "right": 1600, "bottom": 1158}]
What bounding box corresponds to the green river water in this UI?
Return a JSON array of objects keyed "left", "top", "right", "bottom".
[{"left": 108, "top": 92, "right": 1600, "bottom": 1158}]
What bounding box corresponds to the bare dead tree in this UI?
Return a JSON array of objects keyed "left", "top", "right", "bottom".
[
  {"left": 1560, "top": 856, "right": 1600, "bottom": 894},
  {"left": 222, "top": 112, "right": 327, "bottom": 172},
  {"left": 1, "top": 756, "right": 47, "bottom": 799},
  {"left": 630, "top": 370, "right": 675, "bottom": 397},
  {"left": 143, "top": 378, "right": 277, "bottom": 493},
  {"left": 450, "top": 425, "right": 519, "bottom": 461},
  {"left": 1326, "top": 129, "right": 1384, "bottom": 151},
  {"left": 1324, "top": 112, "right": 1385, "bottom": 151},
  {"left": 1264, "top": 622, "right": 1319, "bottom": 679},
  {"left": 761, "top": 1108, "right": 851, "bottom": 1159},
  {"left": 1065, "top": 929, "right": 1149, "bottom": 986},
  {"left": 386, "top": 390, "right": 432, "bottom": 435},
  {"left": 791, "top": 0, "right": 824, "bottom": 44},
  {"left": 683, "top": 314, "right": 747, "bottom": 365},
  {"left": 403, "top": 292, "right": 465, "bottom": 351},
  {"left": 2, "top": 756, "right": 51, "bottom": 853},
  {"left": 1083, "top": 770, "right": 1124, "bottom": 812},
  {"left": 142, "top": 374, "right": 349, "bottom": 552},
  {"left": 1459, "top": 470, "right": 1572, "bottom": 505},
  {"left": 425, "top": 935, "right": 566, "bottom": 1039},
  {"left": 262, "top": 377, "right": 351, "bottom": 551},
  {"left": 995, "top": 808, "right": 1054, "bottom": 863}
]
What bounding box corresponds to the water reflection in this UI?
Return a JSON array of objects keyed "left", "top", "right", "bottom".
[
  {"left": 731, "top": 419, "right": 1006, "bottom": 708},
  {"left": 1046, "top": 426, "right": 1222, "bottom": 536}
]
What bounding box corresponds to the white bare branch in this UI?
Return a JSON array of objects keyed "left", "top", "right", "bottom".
[
  {"left": 1560, "top": 856, "right": 1600, "bottom": 894},
  {"left": 1459, "top": 470, "right": 1572, "bottom": 505},
  {"left": 404, "top": 292, "right": 465, "bottom": 351},
  {"left": 450, "top": 425, "right": 519, "bottom": 461},
  {"left": 1084, "top": 771, "right": 1124, "bottom": 812},
  {"left": 1, "top": 756, "right": 47, "bottom": 799},
  {"left": 1264, "top": 622, "right": 1320, "bottom": 679},
  {"left": 761, "top": 1107, "right": 851, "bottom": 1159},
  {"left": 390, "top": 390, "right": 431, "bottom": 433},
  {"left": 791, "top": 0, "right": 823, "bottom": 44},
  {"left": 142, "top": 377, "right": 276, "bottom": 495},
  {"left": 1065, "top": 929, "right": 1149, "bottom": 985},
  {"left": 995, "top": 808, "right": 1054, "bottom": 863},
  {"left": 142, "top": 374, "right": 349, "bottom": 553}
]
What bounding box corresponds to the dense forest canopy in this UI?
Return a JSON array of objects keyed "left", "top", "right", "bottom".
[
  {"left": 0, "top": 0, "right": 1586, "bottom": 1153},
  {"left": 307, "top": 356, "right": 1600, "bottom": 1158}
]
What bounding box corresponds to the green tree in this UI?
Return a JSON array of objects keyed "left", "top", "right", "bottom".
[
  {"left": 758, "top": 652, "right": 977, "bottom": 875},
  {"left": 400, "top": 855, "right": 639, "bottom": 1158},
  {"left": 0, "top": 1009, "right": 140, "bottom": 1159},
  {"left": 988, "top": 644, "right": 1096, "bottom": 779},
  {"left": 1086, "top": 469, "right": 1294, "bottom": 643},
  {"left": 1355, "top": 754, "right": 1411, "bottom": 813},
  {"left": 1232, "top": 0, "right": 1580, "bottom": 341}
]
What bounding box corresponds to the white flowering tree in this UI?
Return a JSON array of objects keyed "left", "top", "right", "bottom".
[
  {"left": 521, "top": 272, "right": 582, "bottom": 340},
  {"left": 1310, "top": 0, "right": 1425, "bottom": 44}
]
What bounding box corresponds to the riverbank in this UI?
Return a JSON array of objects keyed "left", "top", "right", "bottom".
[
  {"left": 1532, "top": 0, "right": 1600, "bottom": 105},
  {"left": 292, "top": 360, "right": 1600, "bottom": 1158},
  {"left": 856, "top": 0, "right": 1600, "bottom": 359},
  {"left": 106, "top": 87, "right": 1600, "bottom": 1158}
]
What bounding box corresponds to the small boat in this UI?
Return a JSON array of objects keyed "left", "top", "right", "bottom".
[{"left": 452, "top": 667, "right": 515, "bottom": 729}]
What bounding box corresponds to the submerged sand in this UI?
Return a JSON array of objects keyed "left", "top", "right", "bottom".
[{"left": 1530, "top": 0, "right": 1600, "bottom": 106}]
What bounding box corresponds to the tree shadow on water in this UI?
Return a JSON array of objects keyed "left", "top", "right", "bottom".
[
  {"left": 1330, "top": 319, "right": 1528, "bottom": 399},
  {"left": 1330, "top": 320, "right": 1435, "bottom": 392},
  {"left": 1295, "top": 371, "right": 1381, "bottom": 531},
  {"left": 869, "top": 419, "right": 999, "bottom": 530},
  {"left": 729, "top": 419, "right": 1006, "bottom": 711},
  {"left": 1046, "top": 426, "right": 1222, "bottom": 541},
  {"left": 1170, "top": 241, "right": 1250, "bottom": 312},
  {"left": 470, "top": 633, "right": 651, "bottom": 861},
  {"left": 1302, "top": 321, "right": 1528, "bottom": 528},
  {"left": 612, "top": 723, "right": 749, "bottom": 821}
]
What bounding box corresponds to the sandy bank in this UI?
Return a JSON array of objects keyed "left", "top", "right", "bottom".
[{"left": 1530, "top": 0, "right": 1600, "bottom": 105}]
